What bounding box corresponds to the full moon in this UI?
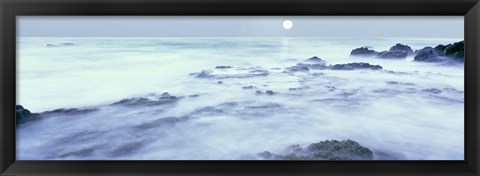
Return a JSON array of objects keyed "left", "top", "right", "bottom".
[{"left": 283, "top": 20, "right": 293, "bottom": 30}]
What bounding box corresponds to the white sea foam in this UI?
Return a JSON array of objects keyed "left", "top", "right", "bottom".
[{"left": 16, "top": 37, "right": 464, "bottom": 160}]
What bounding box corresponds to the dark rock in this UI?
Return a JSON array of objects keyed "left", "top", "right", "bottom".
[
  {"left": 192, "top": 102, "right": 239, "bottom": 115},
  {"left": 189, "top": 94, "right": 200, "bottom": 98},
  {"left": 215, "top": 66, "right": 232, "bottom": 69},
  {"left": 285, "top": 64, "right": 310, "bottom": 72},
  {"left": 192, "top": 106, "right": 224, "bottom": 115},
  {"left": 217, "top": 81, "right": 223, "bottom": 84},
  {"left": 445, "top": 41, "right": 464, "bottom": 62},
  {"left": 311, "top": 73, "right": 324, "bottom": 76},
  {"left": 242, "top": 86, "right": 255, "bottom": 89},
  {"left": 255, "top": 91, "right": 263, "bottom": 95},
  {"left": 61, "top": 43, "right": 76, "bottom": 46},
  {"left": 258, "top": 139, "right": 373, "bottom": 160},
  {"left": 191, "top": 69, "right": 269, "bottom": 79},
  {"left": 16, "top": 105, "right": 40, "bottom": 124},
  {"left": 42, "top": 108, "right": 98, "bottom": 115},
  {"left": 112, "top": 93, "right": 179, "bottom": 106},
  {"left": 285, "top": 62, "right": 328, "bottom": 73},
  {"left": 265, "top": 90, "right": 275, "bottom": 95},
  {"left": 244, "top": 103, "right": 281, "bottom": 109},
  {"left": 46, "top": 43, "right": 76, "bottom": 47},
  {"left": 350, "top": 47, "right": 379, "bottom": 57},
  {"left": 414, "top": 47, "right": 445, "bottom": 62},
  {"left": 305, "top": 56, "right": 327, "bottom": 65},
  {"left": 389, "top": 43, "right": 414, "bottom": 55},
  {"left": 191, "top": 70, "right": 213, "bottom": 78},
  {"left": 57, "top": 148, "right": 95, "bottom": 158},
  {"left": 386, "top": 81, "right": 415, "bottom": 86},
  {"left": 422, "top": 88, "right": 442, "bottom": 94},
  {"left": 134, "top": 117, "right": 186, "bottom": 130},
  {"left": 377, "top": 50, "right": 408, "bottom": 59},
  {"left": 433, "top": 45, "right": 447, "bottom": 55},
  {"left": 330, "top": 62, "right": 382, "bottom": 70},
  {"left": 414, "top": 41, "right": 464, "bottom": 63}
]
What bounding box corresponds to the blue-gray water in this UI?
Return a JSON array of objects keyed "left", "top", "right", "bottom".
[{"left": 17, "top": 37, "right": 464, "bottom": 160}]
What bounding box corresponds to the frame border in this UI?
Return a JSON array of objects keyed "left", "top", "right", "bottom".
[{"left": 1, "top": 0, "right": 479, "bottom": 175}]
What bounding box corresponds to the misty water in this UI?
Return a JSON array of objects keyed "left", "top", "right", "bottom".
[{"left": 17, "top": 37, "right": 464, "bottom": 160}]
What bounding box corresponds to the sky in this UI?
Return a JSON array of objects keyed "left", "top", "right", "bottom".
[{"left": 17, "top": 16, "right": 463, "bottom": 38}]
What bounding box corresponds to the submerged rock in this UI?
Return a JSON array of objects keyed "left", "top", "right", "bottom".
[
  {"left": 191, "top": 70, "right": 214, "bottom": 78},
  {"left": 330, "top": 62, "right": 382, "bottom": 70},
  {"left": 422, "top": 88, "right": 442, "bottom": 94},
  {"left": 242, "top": 85, "right": 255, "bottom": 89},
  {"left": 284, "top": 64, "right": 310, "bottom": 72},
  {"left": 258, "top": 139, "right": 373, "bottom": 160},
  {"left": 134, "top": 116, "right": 187, "bottom": 130},
  {"left": 46, "top": 42, "right": 76, "bottom": 47},
  {"left": 190, "top": 69, "right": 269, "bottom": 79},
  {"left": 16, "top": 105, "right": 40, "bottom": 124},
  {"left": 285, "top": 57, "right": 382, "bottom": 73},
  {"left": 265, "top": 90, "right": 275, "bottom": 95},
  {"left": 41, "top": 107, "right": 98, "bottom": 115},
  {"left": 215, "top": 65, "right": 232, "bottom": 69},
  {"left": 112, "top": 92, "right": 179, "bottom": 106},
  {"left": 109, "top": 139, "right": 150, "bottom": 157}
]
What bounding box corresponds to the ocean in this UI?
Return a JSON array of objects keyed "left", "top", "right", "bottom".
[{"left": 16, "top": 37, "right": 464, "bottom": 160}]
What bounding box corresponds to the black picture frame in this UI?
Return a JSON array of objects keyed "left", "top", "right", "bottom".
[{"left": 1, "top": 0, "right": 479, "bottom": 175}]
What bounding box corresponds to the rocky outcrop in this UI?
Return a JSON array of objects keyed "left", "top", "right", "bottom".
[
  {"left": 258, "top": 139, "right": 374, "bottom": 160},
  {"left": 389, "top": 43, "right": 414, "bottom": 55},
  {"left": 112, "top": 92, "right": 179, "bottom": 106},
  {"left": 377, "top": 51, "right": 408, "bottom": 59},
  {"left": 305, "top": 56, "right": 327, "bottom": 65},
  {"left": 16, "top": 105, "right": 40, "bottom": 124},
  {"left": 350, "top": 47, "right": 379, "bottom": 57},
  {"left": 284, "top": 57, "right": 383, "bottom": 73},
  {"left": 351, "top": 44, "right": 413, "bottom": 59},
  {"left": 351, "top": 41, "right": 464, "bottom": 63},
  {"left": 414, "top": 41, "right": 464, "bottom": 63},
  {"left": 190, "top": 69, "right": 269, "bottom": 79}
]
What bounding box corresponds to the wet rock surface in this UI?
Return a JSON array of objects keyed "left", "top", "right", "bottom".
[
  {"left": 258, "top": 139, "right": 374, "bottom": 160},
  {"left": 414, "top": 41, "right": 464, "bottom": 63},
  {"left": 190, "top": 68, "right": 270, "bottom": 79},
  {"left": 330, "top": 63, "right": 382, "bottom": 70},
  {"left": 351, "top": 44, "right": 413, "bottom": 59},
  {"left": 112, "top": 92, "right": 179, "bottom": 106},
  {"left": 134, "top": 117, "right": 187, "bottom": 130},
  {"left": 41, "top": 108, "right": 98, "bottom": 115},
  {"left": 350, "top": 41, "right": 464, "bottom": 63},
  {"left": 16, "top": 105, "right": 40, "bottom": 124},
  {"left": 350, "top": 47, "right": 379, "bottom": 57}
]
